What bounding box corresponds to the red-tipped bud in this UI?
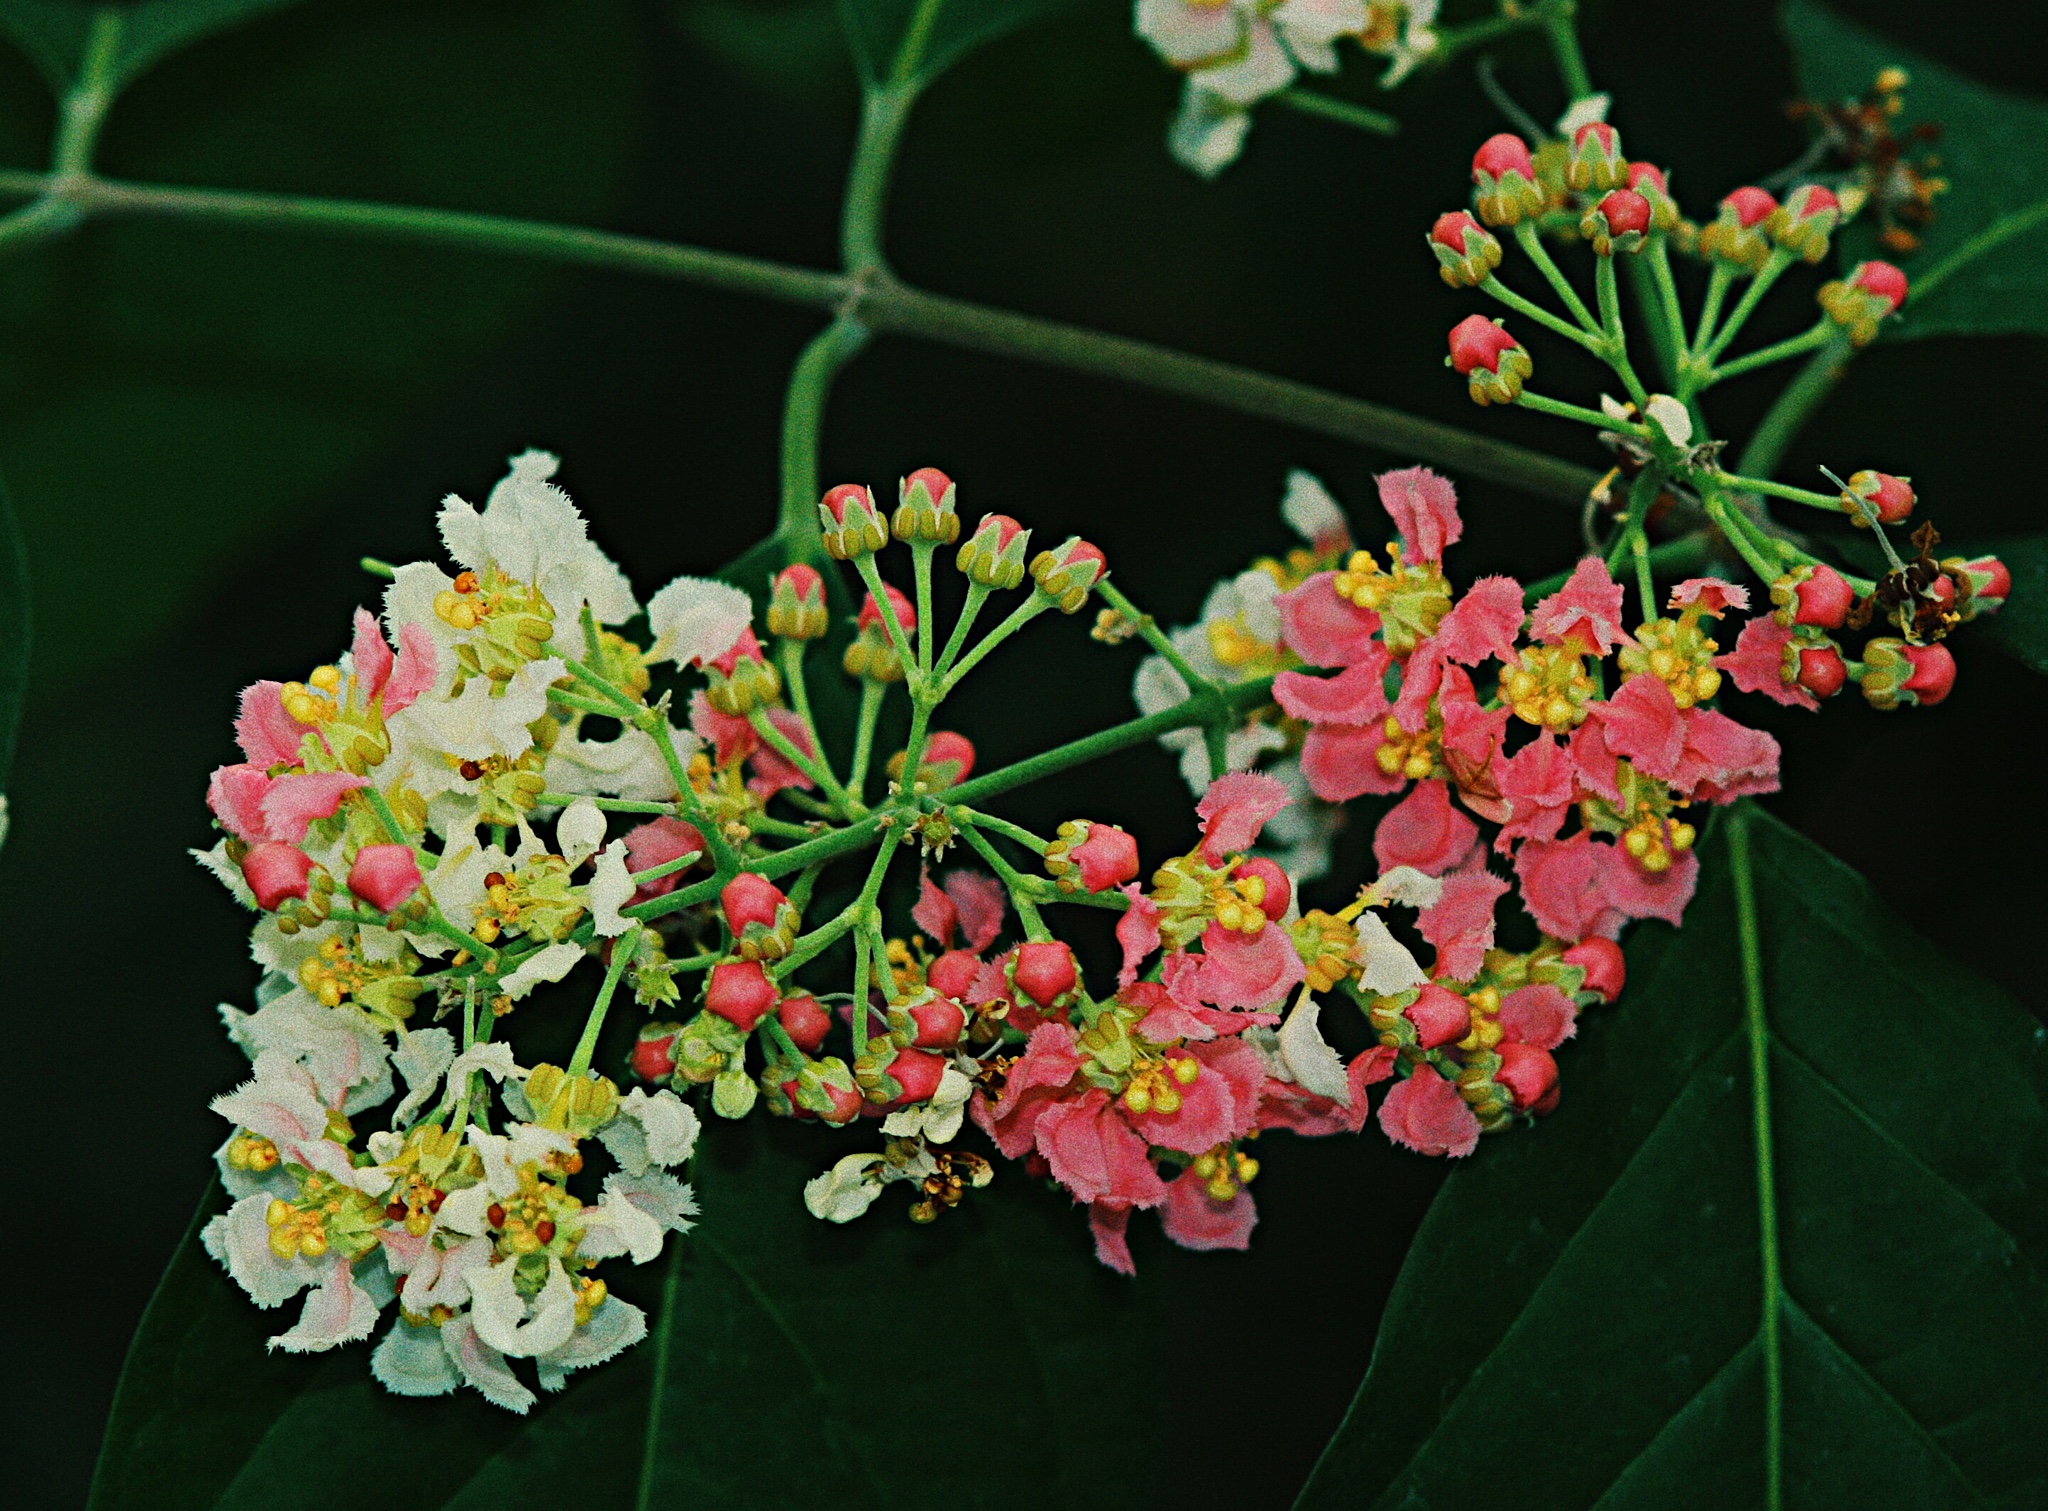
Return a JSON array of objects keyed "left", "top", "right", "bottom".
[
  {"left": 1447, "top": 315, "right": 1532, "bottom": 405},
  {"left": 632, "top": 1022, "right": 683, "bottom": 1082},
  {"left": 894, "top": 466, "right": 960, "bottom": 545},
  {"left": 1771, "top": 563, "right": 1855, "bottom": 629},
  {"left": 1860, "top": 637, "right": 1955, "bottom": 710},
  {"left": 957, "top": 512, "right": 1031, "bottom": 589},
  {"left": 927, "top": 949, "right": 981, "bottom": 1001},
  {"left": 242, "top": 842, "right": 317, "bottom": 911},
  {"left": 1840, "top": 470, "right": 1915, "bottom": 527},
  {"left": 1953, "top": 555, "right": 2010, "bottom": 618},
  {"left": 858, "top": 583, "right": 918, "bottom": 635},
  {"left": 1565, "top": 120, "right": 1626, "bottom": 192},
  {"left": 886, "top": 1048, "right": 948, "bottom": 1107},
  {"left": 705, "top": 960, "right": 779, "bottom": 1031},
  {"left": 1496, "top": 1042, "right": 1560, "bottom": 1112},
  {"left": 1626, "top": 161, "right": 1679, "bottom": 231},
  {"left": 1029, "top": 537, "right": 1108, "bottom": 614},
  {"left": 1427, "top": 210, "right": 1503, "bottom": 288},
  {"left": 1902, "top": 643, "right": 1956, "bottom": 705},
  {"left": 1820, "top": 260, "right": 1908, "bottom": 346},
  {"left": 1044, "top": 819, "right": 1141, "bottom": 894},
  {"left": 1233, "top": 856, "right": 1292, "bottom": 923},
  {"left": 348, "top": 843, "right": 423, "bottom": 913},
  {"left": 1700, "top": 187, "right": 1779, "bottom": 271},
  {"left": 1581, "top": 189, "right": 1651, "bottom": 256},
  {"left": 720, "top": 872, "right": 787, "bottom": 933},
  {"left": 1561, "top": 936, "right": 1626, "bottom": 1003},
  {"left": 1768, "top": 183, "right": 1841, "bottom": 262},
  {"left": 1404, "top": 982, "right": 1473, "bottom": 1051},
  {"left": 818, "top": 482, "right": 889, "bottom": 560},
  {"left": 624, "top": 817, "right": 706, "bottom": 904},
  {"left": 1013, "top": 941, "right": 1078, "bottom": 1008},
  {"left": 781, "top": 1071, "right": 863, "bottom": 1124},
  {"left": 902, "top": 996, "right": 966, "bottom": 1049},
  {"left": 777, "top": 994, "right": 832, "bottom": 1055},
  {"left": 704, "top": 626, "right": 782, "bottom": 715},
  {"left": 1470, "top": 133, "right": 1544, "bottom": 226},
  {"left": 844, "top": 584, "right": 917, "bottom": 683},
  {"left": 766, "top": 564, "right": 829, "bottom": 641},
  {"left": 1796, "top": 644, "right": 1848, "bottom": 699},
  {"left": 888, "top": 729, "right": 975, "bottom": 792}
]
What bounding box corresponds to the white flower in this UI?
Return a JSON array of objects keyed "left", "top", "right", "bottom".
[
  {"left": 396, "top": 1233, "right": 494, "bottom": 1316},
  {"left": 881, "top": 1065, "right": 974, "bottom": 1143},
  {"left": 468, "top": 1255, "right": 578, "bottom": 1358},
  {"left": 1281, "top": 469, "right": 1352, "bottom": 552},
  {"left": 1369, "top": 864, "right": 1442, "bottom": 909},
  {"left": 439, "top": 450, "right": 639, "bottom": 628},
  {"left": 1278, "top": 994, "right": 1350, "bottom": 1103},
  {"left": 542, "top": 721, "right": 690, "bottom": 804},
  {"left": 588, "top": 843, "right": 636, "bottom": 939},
  {"left": 555, "top": 798, "right": 607, "bottom": 867},
  {"left": 1169, "top": 86, "right": 1253, "bottom": 178},
  {"left": 218, "top": 991, "right": 393, "bottom": 1117},
  {"left": 498, "top": 941, "right": 587, "bottom": 1001},
  {"left": 596, "top": 1087, "right": 700, "bottom": 1175},
  {"left": 439, "top": 1313, "right": 537, "bottom": 1414},
  {"left": 607, "top": 1170, "right": 698, "bottom": 1238},
  {"left": 211, "top": 1052, "right": 394, "bottom": 1195},
  {"left": 268, "top": 1259, "right": 385, "bottom": 1354},
  {"left": 1354, "top": 911, "right": 1430, "bottom": 996},
  {"left": 1272, "top": 0, "right": 1368, "bottom": 73},
  {"left": 578, "top": 1181, "right": 667, "bottom": 1265},
  {"left": 804, "top": 1152, "right": 890, "bottom": 1224},
  {"left": 370, "top": 1316, "right": 463, "bottom": 1399},
  {"left": 399, "top": 655, "right": 564, "bottom": 767},
  {"left": 418, "top": 827, "right": 515, "bottom": 941},
  {"left": 1556, "top": 92, "right": 1611, "bottom": 134},
  {"left": 535, "top": 1296, "right": 647, "bottom": 1393},
  {"left": 644, "top": 575, "right": 754, "bottom": 668}
]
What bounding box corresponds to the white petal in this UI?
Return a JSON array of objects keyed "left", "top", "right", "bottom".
[
  {"left": 400, "top": 1233, "right": 495, "bottom": 1312},
  {"left": 1355, "top": 912, "right": 1430, "bottom": 996},
  {"left": 1136, "top": 0, "right": 1244, "bottom": 67},
  {"left": 555, "top": 798, "right": 607, "bottom": 867},
  {"left": 1133, "top": 654, "right": 1191, "bottom": 719},
  {"left": 589, "top": 843, "right": 635, "bottom": 939},
  {"left": 1600, "top": 392, "right": 1633, "bottom": 423},
  {"left": 204, "top": 1195, "right": 320, "bottom": 1308},
  {"left": 499, "top": 941, "right": 586, "bottom": 1000},
  {"left": 268, "top": 1259, "right": 382, "bottom": 1353},
  {"left": 804, "top": 1153, "right": 885, "bottom": 1223},
  {"left": 1281, "top": 469, "right": 1350, "bottom": 551},
  {"left": 416, "top": 657, "right": 565, "bottom": 763},
  {"left": 371, "top": 1317, "right": 461, "bottom": 1398},
  {"left": 1279, "top": 995, "right": 1350, "bottom": 1104},
  {"left": 535, "top": 1297, "right": 647, "bottom": 1392},
  {"left": 1646, "top": 395, "right": 1694, "bottom": 447},
  {"left": 1190, "top": 19, "right": 1295, "bottom": 105},
  {"left": 1372, "top": 865, "right": 1443, "bottom": 909},
  {"left": 609, "top": 1171, "right": 698, "bottom": 1235},
  {"left": 1556, "top": 92, "right": 1611, "bottom": 134},
  {"left": 586, "top": 1181, "right": 666, "bottom": 1264},
  {"left": 448, "top": 1041, "right": 522, "bottom": 1086},
  {"left": 436, "top": 1183, "right": 498, "bottom": 1237},
  {"left": 391, "top": 1028, "right": 457, "bottom": 1127},
  {"left": 192, "top": 841, "right": 257, "bottom": 909},
  {"left": 441, "top": 1314, "right": 536, "bottom": 1414},
  {"left": 644, "top": 575, "right": 754, "bottom": 667},
  {"left": 1168, "top": 86, "right": 1252, "bottom": 178},
  {"left": 622, "top": 1087, "right": 700, "bottom": 1167},
  {"left": 469, "top": 1256, "right": 577, "bottom": 1359}
]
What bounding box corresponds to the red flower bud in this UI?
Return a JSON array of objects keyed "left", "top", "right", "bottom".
[
  {"left": 1561, "top": 936, "right": 1626, "bottom": 1003},
  {"left": 1427, "top": 210, "right": 1503, "bottom": 288},
  {"left": 1819, "top": 260, "right": 1908, "bottom": 345},
  {"left": 1233, "top": 856, "right": 1292, "bottom": 923},
  {"left": 1470, "top": 133, "right": 1544, "bottom": 227},
  {"left": 1405, "top": 982, "right": 1473, "bottom": 1050},
  {"left": 1700, "top": 187, "right": 1779, "bottom": 271},
  {"left": 894, "top": 466, "right": 960, "bottom": 545},
  {"left": 957, "top": 512, "right": 1031, "bottom": 589},
  {"left": 1581, "top": 189, "right": 1650, "bottom": 255},
  {"left": 1626, "top": 161, "right": 1680, "bottom": 233},
  {"left": 1472, "top": 132, "right": 1534, "bottom": 183},
  {"left": 1778, "top": 563, "right": 1855, "bottom": 629},
  {"left": 1853, "top": 260, "right": 1908, "bottom": 311},
  {"left": 782, "top": 1074, "right": 864, "bottom": 1124},
  {"left": 927, "top": 949, "right": 981, "bottom": 1001},
  {"left": 1013, "top": 941, "right": 1078, "bottom": 1008},
  {"left": 632, "top": 1022, "right": 683, "bottom": 1082},
  {"left": 720, "top": 872, "right": 788, "bottom": 934},
  {"left": 1029, "top": 537, "right": 1109, "bottom": 614},
  {"left": 1957, "top": 555, "right": 2010, "bottom": 616},
  {"left": 1496, "top": 1042, "right": 1560, "bottom": 1112},
  {"left": 887, "top": 1048, "right": 948, "bottom": 1106},
  {"left": 1722, "top": 186, "right": 1778, "bottom": 227},
  {"left": 892, "top": 729, "right": 975, "bottom": 790},
  {"left": 818, "top": 482, "right": 889, "bottom": 559},
  {"left": 347, "top": 843, "right": 423, "bottom": 912},
  {"left": 705, "top": 960, "right": 779, "bottom": 1031},
  {"left": 904, "top": 996, "right": 966, "bottom": 1049},
  {"left": 242, "top": 842, "right": 316, "bottom": 911},
  {"left": 1769, "top": 183, "right": 1841, "bottom": 262},
  {"left": 858, "top": 583, "right": 918, "bottom": 635},
  {"left": 777, "top": 994, "right": 831, "bottom": 1055},
  {"left": 1902, "top": 643, "right": 1955, "bottom": 706},
  {"left": 1796, "top": 645, "right": 1848, "bottom": 699},
  {"left": 1447, "top": 315, "right": 1532, "bottom": 405},
  {"left": 1840, "top": 470, "right": 1915, "bottom": 527},
  {"left": 1565, "top": 120, "right": 1626, "bottom": 192},
  {"left": 1046, "top": 820, "right": 1141, "bottom": 894},
  {"left": 766, "top": 564, "right": 829, "bottom": 641}
]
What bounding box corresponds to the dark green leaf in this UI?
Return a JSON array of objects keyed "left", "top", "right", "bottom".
[
  {"left": 92, "top": 1119, "right": 1166, "bottom": 1511},
  {"left": 1967, "top": 531, "right": 2048, "bottom": 676},
  {"left": 0, "top": 0, "right": 306, "bottom": 92},
  {"left": 1295, "top": 806, "right": 2048, "bottom": 1510},
  {"left": 1781, "top": 0, "right": 2048, "bottom": 339},
  {"left": 0, "top": 461, "right": 27, "bottom": 815},
  {"left": 835, "top": 0, "right": 1079, "bottom": 91}
]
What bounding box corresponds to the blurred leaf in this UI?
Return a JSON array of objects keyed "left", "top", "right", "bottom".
[
  {"left": 679, "top": 0, "right": 854, "bottom": 107},
  {"left": 836, "top": 0, "right": 1079, "bottom": 91},
  {"left": 0, "top": 0, "right": 307, "bottom": 92},
  {"left": 1782, "top": 0, "right": 2048, "bottom": 339},
  {"left": 0, "top": 461, "right": 26, "bottom": 824},
  {"left": 0, "top": 0, "right": 643, "bottom": 689},
  {"left": 1963, "top": 531, "right": 2048, "bottom": 675},
  {"left": 93, "top": 1118, "right": 1167, "bottom": 1510},
  {"left": 1295, "top": 806, "right": 2048, "bottom": 1510}
]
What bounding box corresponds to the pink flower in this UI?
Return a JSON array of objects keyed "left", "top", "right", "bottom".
[
  {"left": 1599, "top": 839, "right": 1699, "bottom": 926},
  {"left": 1417, "top": 867, "right": 1511, "bottom": 980},
  {"left": 1373, "top": 779, "right": 1478, "bottom": 876},
  {"left": 1127, "top": 1036, "right": 1266, "bottom": 1154},
  {"left": 234, "top": 681, "right": 319, "bottom": 767},
  {"left": 1036, "top": 1091, "right": 1169, "bottom": 1209},
  {"left": 1433, "top": 575, "right": 1526, "bottom": 666},
  {"left": 1300, "top": 721, "right": 1406, "bottom": 803},
  {"left": 1597, "top": 673, "right": 1689, "bottom": 779},
  {"left": 1668, "top": 578, "right": 1749, "bottom": 615},
  {"left": 1529, "top": 557, "right": 1630, "bottom": 655},
  {"left": 1669, "top": 710, "right": 1780, "bottom": 803},
  {"left": 1196, "top": 771, "right": 1292, "bottom": 863},
  {"left": 1436, "top": 667, "right": 1511, "bottom": 821},
  {"left": 1190, "top": 922, "right": 1306, "bottom": 1011},
  {"left": 1378, "top": 1065, "right": 1482, "bottom": 1157},
  {"left": 1273, "top": 650, "right": 1393, "bottom": 725},
  {"left": 206, "top": 765, "right": 366, "bottom": 845},
  {"left": 347, "top": 844, "right": 423, "bottom": 912},
  {"left": 1496, "top": 733, "right": 1576, "bottom": 849},
  {"left": 1063, "top": 824, "right": 1140, "bottom": 893},
  {"left": 1376, "top": 466, "right": 1463, "bottom": 565},
  {"left": 1277, "top": 572, "right": 1380, "bottom": 667},
  {"left": 1159, "top": 1166, "right": 1257, "bottom": 1253},
  {"left": 623, "top": 817, "right": 707, "bottom": 903},
  {"left": 1497, "top": 983, "right": 1577, "bottom": 1049},
  {"left": 971, "top": 1022, "right": 1084, "bottom": 1159},
  {"left": 1515, "top": 832, "right": 1622, "bottom": 941},
  {"left": 351, "top": 607, "right": 435, "bottom": 715},
  {"left": 1116, "top": 884, "right": 1163, "bottom": 986},
  {"left": 1716, "top": 616, "right": 1818, "bottom": 709},
  {"left": 912, "top": 868, "right": 1007, "bottom": 953}
]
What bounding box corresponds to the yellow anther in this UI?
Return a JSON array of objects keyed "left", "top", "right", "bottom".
[
  {"left": 434, "top": 590, "right": 482, "bottom": 631},
  {"left": 308, "top": 665, "right": 342, "bottom": 694},
  {"left": 1191, "top": 1152, "right": 1220, "bottom": 1179},
  {"left": 1152, "top": 1085, "right": 1183, "bottom": 1116},
  {"left": 279, "top": 681, "right": 333, "bottom": 726},
  {"left": 1233, "top": 1153, "right": 1260, "bottom": 1183},
  {"left": 1123, "top": 1084, "right": 1154, "bottom": 1115},
  {"left": 1206, "top": 1176, "right": 1238, "bottom": 1202},
  {"left": 1169, "top": 1056, "right": 1201, "bottom": 1086},
  {"left": 1467, "top": 986, "right": 1500, "bottom": 1016},
  {"left": 300, "top": 1229, "right": 328, "bottom": 1258},
  {"left": 266, "top": 1199, "right": 291, "bottom": 1229}
]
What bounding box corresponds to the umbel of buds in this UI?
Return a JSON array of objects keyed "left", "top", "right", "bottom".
[
  {"left": 766, "top": 564, "right": 829, "bottom": 640},
  {"left": 1470, "top": 133, "right": 1544, "bottom": 227},
  {"left": 819, "top": 482, "right": 890, "bottom": 560},
  {"left": 1428, "top": 211, "right": 1503, "bottom": 288},
  {"left": 1581, "top": 189, "right": 1651, "bottom": 256},
  {"left": 1030, "top": 537, "right": 1109, "bottom": 613},
  {"left": 1447, "top": 315, "right": 1532, "bottom": 405},
  {"left": 893, "top": 466, "right": 960, "bottom": 545},
  {"left": 1839, "top": 469, "right": 1915, "bottom": 527},
  {"left": 1564, "top": 121, "right": 1627, "bottom": 192},
  {"left": 1768, "top": 183, "right": 1841, "bottom": 263},
  {"left": 1820, "top": 260, "right": 1908, "bottom": 347},
  {"left": 957, "top": 512, "right": 1031, "bottom": 589},
  {"left": 1698, "top": 186, "right": 1778, "bottom": 271}
]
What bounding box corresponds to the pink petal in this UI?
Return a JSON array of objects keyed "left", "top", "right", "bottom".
[
  {"left": 1036, "top": 1092, "right": 1168, "bottom": 1209},
  {"left": 1514, "top": 832, "right": 1622, "bottom": 942},
  {"left": 1116, "top": 885, "right": 1164, "bottom": 987},
  {"left": 1530, "top": 557, "right": 1629, "bottom": 655},
  {"left": 385, "top": 623, "right": 438, "bottom": 715},
  {"left": 1272, "top": 653, "right": 1391, "bottom": 727},
  {"left": 1300, "top": 722, "right": 1405, "bottom": 802},
  {"left": 1434, "top": 575, "right": 1525, "bottom": 666},
  {"left": 971, "top": 1022, "right": 1081, "bottom": 1159},
  {"left": 1277, "top": 573, "right": 1381, "bottom": 668},
  {"left": 350, "top": 608, "right": 395, "bottom": 703},
  {"left": 259, "top": 771, "right": 368, "bottom": 843},
  {"left": 1496, "top": 734, "right": 1575, "bottom": 849},
  {"left": 1128, "top": 1051, "right": 1238, "bottom": 1154},
  {"left": 1160, "top": 1167, "right": 1258, "bottom": 1252},
  {"left": 1191, "top": 923, "right": 1305, "bottom": 1011},
  {"left": 1599, "top": 674, "right": 1687, "bottom": 782},
  {"left": 235, "top": 681, "right": 315, "bottom": 767},
  {"left": 944, "top": 871, "right": 1008, "bottom": 954},
  {"left": 912, "top": 869, "right": 959, "bottom": 949},
  {"left": 1599, "top": 842, "right": 1700, "bottom": 926},
  {"left": 1570, "top": 715, "right": 1622, "bottom": 805},
  {"left": 1124, "top": 980, "right": 1213, "bottom": 1042},
  {"left": 689, "top": 692, "right": 758, "bottom": 768},
  {"left": 624, "top": 817, "right": 706, "bottom": 903},
  {"left": 1438, "top": 670, "right": 1510, "bottom": 789},
  {"left": 1378, "top": 1065, "right": 1482, "bottom": 1157},
  {"left": 1196, "top": 771, "right": 1291, "bottom": 863},
  {"left": 1715, "top": 616, "right": 1816, "bottom": 710},
  {"left": 745, "top": 707, "right": 817, "bottom": 798},
  {"left": 1388, "top": 640, "right": 1446, "bottom": 733},
  {"left": 1194, "top": 1034, "right": 1270, "bottom": 1140},
  {"left": 1674, "top": 710, "right": 1781, "bottom": 803},
  {"left": 1497, "top": 982, "right": 1578, "bottom": 1049},
  {"left": 207, "top": 763, "right": 277, "bottom": 843},
  {"left": 1089, "top": 1203, "right": 1136, "bottom": 1275},
  {"left": 1669, "top": 577, "right": 1749, "bottom": 614},
  {"left": 1373, "top": 779, "right": 1479, "bottom": 876},
  {"left": 1417, "top": 867, "right": 1510, "bottom": 981},
  {"left": 1376, "top": 466, "right": 1463, "bottom": 565}
]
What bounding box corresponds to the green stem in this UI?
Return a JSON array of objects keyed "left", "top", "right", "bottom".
[
  {"left": 939, "top": 593, "right": 1049, "bottom": 694},
  {"left": 911, "top": 542, "right": 936, "bottom": 679},
  {"left": 629, "top": 849, "right": 704, "bottom": 888},
  {"left": 1692, "top": 263, "right": 1734, "bottom": 356},
  {"left": 536, "top": 792, "right": 676, "bottom": 814},
  {"left": 1701, "top": 488, "right": 1784, "bottom": 584},
  {"left": 1095, "top": 580, "right": 1214, "bottom": 693},
  {"left": 1622, "top": 468, "right": 1662, "bottom": 620},
  {"left": 1907, "top": 193, "right": 2048, "bottom": 306},
  {"left": 567, "top": 925, "right": 641, "bottom": 1078},
  {"left": 935, "top": 579, "right": 990, "bottom": 678},
  {"left": 1735, "top": 338, "right": 1854, "bottom": 481},
  {"left": 1632, "top": 241, "right": 1688, "bottom": 388},
  {"left": 1712, "top": 473, "right": 1839, "bottom": 513},
  {"left": 851, "top": 553, "right": 924, "bottom": 690},
  {"left": 847, "top": 678, "right": 886, "bottom": 805},
  {"left": 1706, "top": 324, "right": 1832, "bottom": 387},
  {"left": 774, "top": 909, "right": 858, "bottom": 982},
  {"left": 1273, "top": 87, "right": 1400, "bottom": 137},
  {"left": 1512, "top": 220, "right": 1600, "bottom": 334},
  {"left": 1695, "top": 249, "right": 1794, "bottom": 371},
  {"left": 1594, "top": 254, "right": 1650, "bottom": 407},
  {"left": 1541, "top": 3, "right": 1594, "bottom": 98},
  {"left": 747, "top": 707, "right": 852, "bottom": 812},
  {"left": 954, "top": 806, "right": 1050, "bottom": 855},
  {"left": 776, "top": 637, "right": 859, "bottom": 816},
  {"left": 1479, "top": 274, "right": 1605, "bottom": 351},
  {"left": 779, "top": 314, "right": 872, "bottom": 556},
  {"left": 641, "top": 712, "right": 738, "bottom": 874},
  {"left": 1727, "top": 806, "right": 1785, "bottom": 1511},
  {"left": 1515, "top": 391, "right": 1645, "bottom": 433},
  {"left": 847, "top": 827, "right": 905, "bottom": 1053},
  {"left": 957, "top": 824, "right": 1050, "bottom": 941}
]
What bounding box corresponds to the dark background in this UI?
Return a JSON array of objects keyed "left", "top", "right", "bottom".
[{"left": 3, "top": 0, "right": 2042, "bottom": 1502}]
